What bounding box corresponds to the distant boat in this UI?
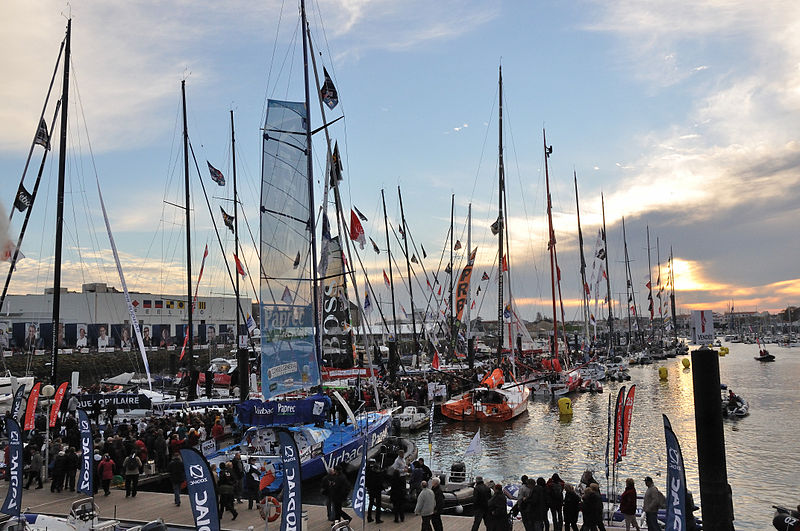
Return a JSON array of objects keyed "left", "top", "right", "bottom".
[{"left": 442, "top": 368, "right": 529, "bottom": 422}]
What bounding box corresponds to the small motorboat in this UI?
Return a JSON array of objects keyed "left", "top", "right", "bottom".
[
  {"left": 0, "top": 498, "right": 168, "bottom": 531},
  {"left": 392, "top": 404, "right": 430, "bottom": 431},
  {"left": 721, "top": 388, "right": 749, "bottom": 418},
  {"left": 772, "top": 505, "right": 800, "bottom": 530},
  {"left": 755, "top": 349, "right": 776, "bottom": 362}
]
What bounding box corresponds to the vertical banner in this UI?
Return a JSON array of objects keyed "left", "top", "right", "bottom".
[
  {"left": 1, "top": 418, "right": 22, "bottom": 516},
  {"left": 621, "top": 385, "right": 636, "bottom": 457},
  {"left": 455, "top": 248, "right": 478, "bottom": 321},
  {"left": 49, "top": 381, "right": 69, "bottom": 428},
  {"left": 613, "top": 385, "right": 626, "bottom": 463},
  {"left": 278, "top": 430, "right": 302, "bottom": 531},
  {"left": 604, "top": 393, "right": 611, "bottom": 481},
  {"left": 77, "top": 410, "right": 93, "bottom": 495},
  {"left": 10, "top": 383, "right": 26, "bottom": 421},
  {"left": 180, "top": 448, "right": 220, "bottom": 531},
  {"left": 351, "top": 436, "right": 368, "bottom": 519},
  {"left": 24, "top": 382, "right": 41, "bottom": 431},
  {"left": 663, "top": 415, "right": 687, "bottom": 531},
  {"left": 691, "top": 309, "right": 714, "bottom": 345}
]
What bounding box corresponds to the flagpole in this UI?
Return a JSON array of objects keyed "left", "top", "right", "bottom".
[
  {"left": 544, "top": 129, "right": 559, "bottom": 363},
  {"left": 398, "top": 187, "right": 420, "bottom": 368},
  {"left": 449, "top": 194, "right": 455, "bottom": 360},
  {"left": 180, "top": 79, "right": 197, "bottom": 398},
  {"left": 574, "top": 172, "right": 590, "bottom": 349},
  {"left": 601, "top": 193, "right": 613, "bottom": 353},
  {"left": 381, "top": 189, "right": 400, "bottom": 377},
  {"left": 496, "top": 65, "right": 505, "bottom": 367}
]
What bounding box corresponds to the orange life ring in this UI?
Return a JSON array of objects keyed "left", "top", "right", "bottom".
[{"left": 259, "top": 496, "right": 281, "bottom": 522}]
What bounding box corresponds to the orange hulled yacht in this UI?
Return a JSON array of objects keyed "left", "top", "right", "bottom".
[{"left": 441, "top": 368, "right": 530, "bottom": 422}]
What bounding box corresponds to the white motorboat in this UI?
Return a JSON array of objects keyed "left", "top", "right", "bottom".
[{"left": 392, "top": 404, "right": 430, "bottom": 431}]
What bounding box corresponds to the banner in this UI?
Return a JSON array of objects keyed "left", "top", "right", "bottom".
[
  {"left": 691, "top": 309, "right": 714, "bottom": 345},
  {"left": 10, "top": 383, "right": 26, "bottom": 421},
  {"left": 613, "top": 385, "right": 626, "bottom": 463},
  {"left": 321, "top": 237, "right": 354, "bottom": 369},
  {"left": 180, "top": 448, "right": 220, "bottom": 531},
  {"left": 621, "top": 385, "right": 636, "bottom": 457},
  {"left": 663, "top": 415, "right": 687, "bottom": 531},
  {"left": 77, "top": 410, "right": 93, "bottom": 495},
  {"left": 24, "top": 382, "right": 41, "bottom": 431},
  {"left": 1, "top": 418, "right": 22, "bottom": 516},
  {"left": 74, "top": 393, "right": 152, "bottom": 411},
  {"left": 49, "top": 381, "right": 69, "bottom": 428},
  {"left": 278, "top": 430, "right": 302, "bottom": 531},
  {"left": 236, "top": 394, "right": 330, "bottom": 427},
  {"left": 351, "top": 436, "right": 368, "bottom": 519},
  {"left": 455, "top": 248, "right": 477, "bottom": 322}
]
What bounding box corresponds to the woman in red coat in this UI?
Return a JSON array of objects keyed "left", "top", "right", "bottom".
[
  {"left": 97, "top": 454, "right": 116, "bottom": 496},
  {"left": 619, "top": 478, "right": 641, "bottom": 531}
]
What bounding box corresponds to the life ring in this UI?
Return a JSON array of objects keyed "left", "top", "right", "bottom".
[{"left": 259, "top": 496, "right": 281, "bottom": 522}]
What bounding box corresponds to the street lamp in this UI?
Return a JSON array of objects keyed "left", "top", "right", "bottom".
[{"left": 41, "top": 384, "right": 55, "bottom": 482}]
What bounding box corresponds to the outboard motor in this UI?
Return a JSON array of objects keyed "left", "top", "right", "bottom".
[{"left": 450, "top": 461, "right": 466, "bottom": 484}]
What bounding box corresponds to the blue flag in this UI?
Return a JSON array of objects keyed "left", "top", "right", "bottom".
[
  {"left": 663, "top": 415, "right": 687, "bottom": 531},
  {"left": 77, "top": 410, "right": 93, "bottom": 495},
  {"left": 10, "top": 384, "right": 26, "bottom": 421},
  {"left": 1, "top": 418, "right": 22, "bottom": 516},
  {"left": 180, "top": 448, "right": 220, "bottom": 531},
  {"left": 351, "top": 437, "right": 368, "bottom": 519},
  {"left": 278, "top": 430, "right": 302, "bottom": 531}
]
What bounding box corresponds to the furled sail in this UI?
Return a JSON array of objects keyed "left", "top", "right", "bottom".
[
  {"left": 260, "top": 99, "right": 321, "bottom": 399},
  {"left": 322, "top": 236, "right": 354, "bottom": 368}
]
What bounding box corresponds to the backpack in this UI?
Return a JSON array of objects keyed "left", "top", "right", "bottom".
[{"left": 125, "top": 456, "right": 140, "bottom": 473}]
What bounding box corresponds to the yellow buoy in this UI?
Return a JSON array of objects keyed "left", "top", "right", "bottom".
[
  {"left": 719, "top": 346, "right": 729, "bottom": 356},
  {"left": 681, "top": 358, "right": 691, "bottom": 369},
  {"left": 558, "top": 397, "right": 573, "bottom": 416},
  {"left": 659, "top": 366, "right": 668, "bottom": 380}
]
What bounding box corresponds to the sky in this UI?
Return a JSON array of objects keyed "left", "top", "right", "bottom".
[{"left": 1, "top": 0, "right": 799, "bottom": 323}]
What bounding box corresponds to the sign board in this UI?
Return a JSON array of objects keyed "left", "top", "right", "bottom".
[
  {"left": 691, "top": 310, "right": 714, "bottom": 345},
  {"left": 200, "top": 438, "right": 216, "bottom": 456}
]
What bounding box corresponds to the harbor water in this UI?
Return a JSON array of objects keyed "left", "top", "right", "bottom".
[{"left": 405, "top": 342, "right": 799, "bottom": 529}]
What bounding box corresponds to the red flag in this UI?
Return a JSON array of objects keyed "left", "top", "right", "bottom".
[
  {"left": 621, "top": 385, "right": 636, "bottom": 457},
  {"left": 556, "top": 265, "right": 561, "bottom": 282},
  {"left": 383, "top": 270, "right": 390, "bottom": 289},
  {"left": 431, "top": 350, "right": 440, "bottom": 370},
  {"left": 614, "top": 386, "right": 626, "bottom": 463},
  {"left": 584, "top": 282, "right": 590, "bottom": 296},
  {"left": 427, "top": 279, "right": 433, "bottom": 290},
  {"left": 437, "top": 285, "right": 442, "bottom": 296},
  {"left": 234, "top": 254, "right": 247, "bottom": 277},
  {"left": 349, "top": 209, "right": 366, "bottom": 249},
  {"left": 49, "top": 382, "right": 69, "bottom": 428},
  {"left": 471, "top": 300, "right": 476, "bottom": 309},
  {"left": 481, "top": 272, "right": 489, "bottom": 281},
  {"left": 24, "top": 382, "right": 41, "bottom": 431},
  {"left": 645, "top": 281, "right": 652, "bottom": 289},
  {"left": 501, "top": 254, "right": 508, "bottom": 272}
]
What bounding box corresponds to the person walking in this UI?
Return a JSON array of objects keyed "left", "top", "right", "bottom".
[
  {"left": 547, "top": 473, "right": 565, "bottom": 531},
  {"left": 431, "top": 476, "right": 446, "bottom": 531},
  {"left": 64, "top": 447, "right": 79, "bottom": 491},
  {"left": 414, "top": 480, "right": 436, "bottom": 531},
  {"left": 643, "top": 477, "right": 665, "bottom": 531},
  {"left": 472, "top": 476, "right": 491, "bottom": 531},
  {"left": 366, "top": 459, "right": 384, "bottom": 523},
  {"left": 321, "top": 468, "right": 337, "bottom": 521},
  {"left": 581, "top": 483, "right": 605, "bottom": 531},
  {"left": 563, "top": 484, "right": 581, "bottom": 531},
  {"left": 123, "top": 451, "right": 142, "bottom": 498},
  {"left": 243, "top": 457, "right": 261, "bottom": 510},
  {"left": 231, "top": 452, "right": 244, "bottom": 504},
  {"left": 328, "top": 466, "right": 352, "bottom": 522},
  {"left": 217, "top": 462, "right": 239, "bottom": 521},
  {"left": 98, "top": 454, "right": 115, "bottom": 496},
  {"left": 487, "top": 483, "right": 509, "bottom": 531},
  {"left": 24, "top": 450, "right": 43, "bottom": 489},
  {"left": 620, "top": 478, "right": 641, "bottom": 531},
  {"left": 50, "top": 451, "right": 67, "bottom": 493},
  {"left": 390, "top": 468, "right": 407, "bottom": 523},
  {"left": 167, "top": 453, "right": 184, "bottom": 506}
]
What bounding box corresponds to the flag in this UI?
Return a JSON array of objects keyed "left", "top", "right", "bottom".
[
  {"left": 350, "top": 209, "right": 366, "bottom": 249},
  {"left": 220, "top": 206, "right": 234, "bottom": 233},
  {"left": 207, "top": 161, "right": 225, "bottom": 186},
  {"left": 621, "top": 385, "right": 636, "bottom": 457},
  {"left": 502, "top": 255, "right": 508, "bottom": 272},
  {"left": 454, "top": 240, "right": 462, "bottom": 250},
  {"left": 490, "top": 216, "right": 501, "bottom": 235},
  {"left": 180, "top": 449, "right": 220, "bottom": 530},
  {"left": 476, "top": 286, "right": 481, "bottom": 295},
  {"left": 351, "top": 436, "right": 368, "bottom": 519},
  {"left": 383, "top": 270, "right": 391, "bottom": 289},
  {"left": 431, "top": 350, "right": 440, "bottom": 370},
  {"left": 663, "top": 415, "right": 688, "bottom": 531},
  {"left": 353, "top": 205, "right": 368, "bottom": 222},
  {"left": 471, "top": 300, "right": 476, "bottom": 309},
  {"left": 34, "top": 118, "right": 50, "bottom": 150},
  {"left": 421, "top": 244, "right": 427, "bottom": 259},
  {"left": 155, "top": 300, "right": 163, "bottom": 309},
  {"left": 281, "top": 286, "right": 293, "bottom": 305},
  {"left": 411, "top": 254, "right": 418, "bottom": 264},
  {"left": 166, "top": 300, "right": 175, "bottom": 309},
  {"left": 143, "top": 300, "right": 152, "bottom": 308},
  {"left": 370, "top": 237, "right": 380, "bottom": 254},
  {"left": 364, "top": 291, "right": 372, "bottom": 314},
  {"left": 401, "top": 305, "right": 408, "bottom": 319},
  {"left": 24, "top": 382, "right": 41, "bottom": 431},
  {"left": 614, "top": 386, "right": 626, "bottom": 464},
  {"left": 503, "top": 303, "right": 512, "bottom": 322},
  {"left": 319, "top": 212, "right": 331, "bottom": 275},
  {"left": 329, "top": 141, "right": 343, "bottom": 186},
  {"left": 464, "top": 430, "right": 482, "bottom": 457},
  {"left": 49, "top": 381, "right": 69, "bottom": 428},
  {"left": 1, "top": 419, "right": 22, "bottom": 516},
  {"left": 14, "top": 183, "right": 32, "bottom": 212},
  {"left": 398, "top": 225, "right": 405, "bottom": 240},
  {"left": 320, "top": 67, "right": 339, "bottom": 110},
  {"left": 77, "top": 410, "right": 93, "bottom": 495},
  {"left": 246, "top": 314, "right": 257, "bottom": 334},
  {"left": 590, "top": 313, "right": 596, "bottom": 326},
  {"left": 481, "top": 271, "right": 489, "bottom": 281},
  {"left": 10, "top": 384, "right": 26, "bottom": 421},
  {"left": 293, "top": 251, "right": 300, "bottom": 269},
  {"left": 445, "top": 263, "right": 452, "bottom": 274},
  {"left": 646, "top": 281, "right": 652, "bottom": 289},
  {"left": 596, "top": 248, "right": 606, "bottom": 260},
  {"left": 277, "top": 430, "right": 302, "bottom": 531}
]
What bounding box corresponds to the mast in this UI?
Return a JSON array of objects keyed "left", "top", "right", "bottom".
[
  {"left": 181, "top": 80, "right": 195, "bottom": 390},
  {"left": 466, "top": 203, "right": 472, "bottom": 342},
  {"left": 544, "top": 130, "right": 558, "bottom": 360},
  {"left": 300, "top": 0, "right": 323, "bottom": 366},
  {"left": 381, "top": 189, "right": 399, "bottom": 371},
  {"left": 622, "top": 217, "right": 632, "bottom": 346},
  {"left": 646, "top": 226, "right": 654, "bottom": 342},
  {"left": 656, "top": 237, "right": 663, "bottom": 343},
  {"left": 601, "top": 193, "right": 613, "bottom": 350},
  {"left": 50, "top": 19, "right": 70, "bottom": 385},
  {"left": 398, "top": 187, "right": 419, "bottom": 366},
  {"left": 574, "top": 172, "right": 590, "bottom": 344},
  {"left": 231, "top": 110, "right": 240, "bottom": 351},
  {"left": 449, "top": 194, "right": 455, "bottom": 358},
  {"left": 496, "top": 66, "right": 505, "bottom": 366},
  {"left": 670, "top": 246, "right": 678, "bottom": 343}
]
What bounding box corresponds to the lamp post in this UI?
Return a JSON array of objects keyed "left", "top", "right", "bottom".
[{"left": 41, "top": 384, "right": 55, "bottom": 482}]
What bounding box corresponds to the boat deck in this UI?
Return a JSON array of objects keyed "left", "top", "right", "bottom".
[{"left": 6, "top": 487, "right": 487, "bottom": 530}]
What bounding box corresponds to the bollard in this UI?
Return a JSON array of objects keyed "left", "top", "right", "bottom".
[
  {"left": 682, "top": 358, "right": 691, "bottom": 369},
  {"left": 691, "top": 345, "right": 735, "bottom": 530},
  {"left": 658, "top": 366, "right": 668, "bottom": 380}
]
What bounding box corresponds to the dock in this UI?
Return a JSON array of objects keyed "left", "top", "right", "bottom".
[{"left": 9, "top": 488, "right": 486, "bottom": 530}]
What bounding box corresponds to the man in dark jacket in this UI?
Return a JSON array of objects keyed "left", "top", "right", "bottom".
[
  {"left": 321, "top": 468, "right": 338, "bottom": 521},
  {"left": 217, "top": 462, "right": 238, "bottom": 521},
  {"left": 231, "top": 453, "right": 244, "bottom": 504},
  {"left": 472, "top": 476, "right": 491, "bottom": 531},
  {"left": 431, "top": 477, "right": 445, "bottom": 531},
  {"left": 64, "top": 447, "right": 80, "bottom": 491},
  {"left": 487, "top": 483, "right": 509, "bottom": 531},
  {"left": 331, "top": 466, "right": 352, "bottom": 521},
  {"left": 563, "top": 484, "right": 581, "bottom": 531},
  {"left": 547, "top": 473, "right": 565, "bottom": 531},
  {"left": 51, "top": 451, "right": 67, "bottom": 493},
  {"left": 167, "top": 453, "right": 185, "bottom": 506},
  {"left": 365, "top": 459, "right": 384, "bottom": 523}
]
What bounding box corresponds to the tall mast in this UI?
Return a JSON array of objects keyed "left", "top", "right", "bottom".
[
  {"left": 496, "top": 66, "right": 505, "bottom": 366},
  {"left": 181, "top": 80, "right": 195, "bottom": 388},
  {"left": 466, "top": 203, "right": 472, "bottom": 341},
  {"left": 300, "top": 0, "right": 322, "bottom": 366},
  {"left": 646, "top": 226, "right": 654, "bottom": 342},
  {"left": 449, "top": 194, "right": 455, "bottom": 358},
  {"left": 50, "top": 19, "right": 71, "bottom": 385},
  {"left": 231, "top": 111, "right": 240, "bottom": 350},
  {"left": 656, "top": 237, "right": 663, "bottom": 343},
  {"left": 670, "top": 246, "right": 678, "bottom": 343},
  {"left": 398, "top": 187, "right": 419, "bottom": 365},
  {"left": 574, "top": 172, "right": 590, "bottom": 344},
  {"left": 601, "top": 193, "right": 613, "bottom": 350},
  {"left": 381, "top": 189, "right": 398, "bottom": 367},
  {"left": 544, "top": 130, "right": 558, "bottom": 360},
  {"left": 622, "top": 217, "right": 632, "bottom": 345}
]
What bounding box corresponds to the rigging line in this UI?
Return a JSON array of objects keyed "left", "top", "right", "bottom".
[
  {"left": 237, "top": 197, "right": 266, "bottom": 305},
  {"left": 469, "top": 87, "right": 498, "bottom": 202},
  {"left": 260, "top": 0, "right": 288, "bottom": 122}
]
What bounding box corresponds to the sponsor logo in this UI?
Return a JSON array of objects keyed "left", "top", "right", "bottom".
[
  {"left": 267, "top": 361, "right": 299, "bottom": 380},
  {"left": 667, "top": 446, "right": 684, "bottom": 528},
  {"left": 5, "top": 432, "right": 20, "bottom": 511},
  {"left": 192, "top": 490, "right": 213, "bottom": 531},
  {"left": 283, "top": 445, "right": 298, "bottom": 531},
  {"left": 189, "top": 464, "right": 204, "bottom": 479}
]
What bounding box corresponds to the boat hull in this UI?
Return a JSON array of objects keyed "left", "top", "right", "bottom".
[{"left": 441, "top": 387, "right": 529, "bottom": 422}]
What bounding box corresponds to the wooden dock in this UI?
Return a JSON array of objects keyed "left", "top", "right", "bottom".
[{"left": 5, "top": 487, "right": 491, "bottom": 530}]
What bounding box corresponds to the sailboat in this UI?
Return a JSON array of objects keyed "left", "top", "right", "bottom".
[
  {"left": 209, "top": 0, "right": 391, "bottom": 488},
  {"left": 441, "top": 67, "right": 529, "bottom": 423}
]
